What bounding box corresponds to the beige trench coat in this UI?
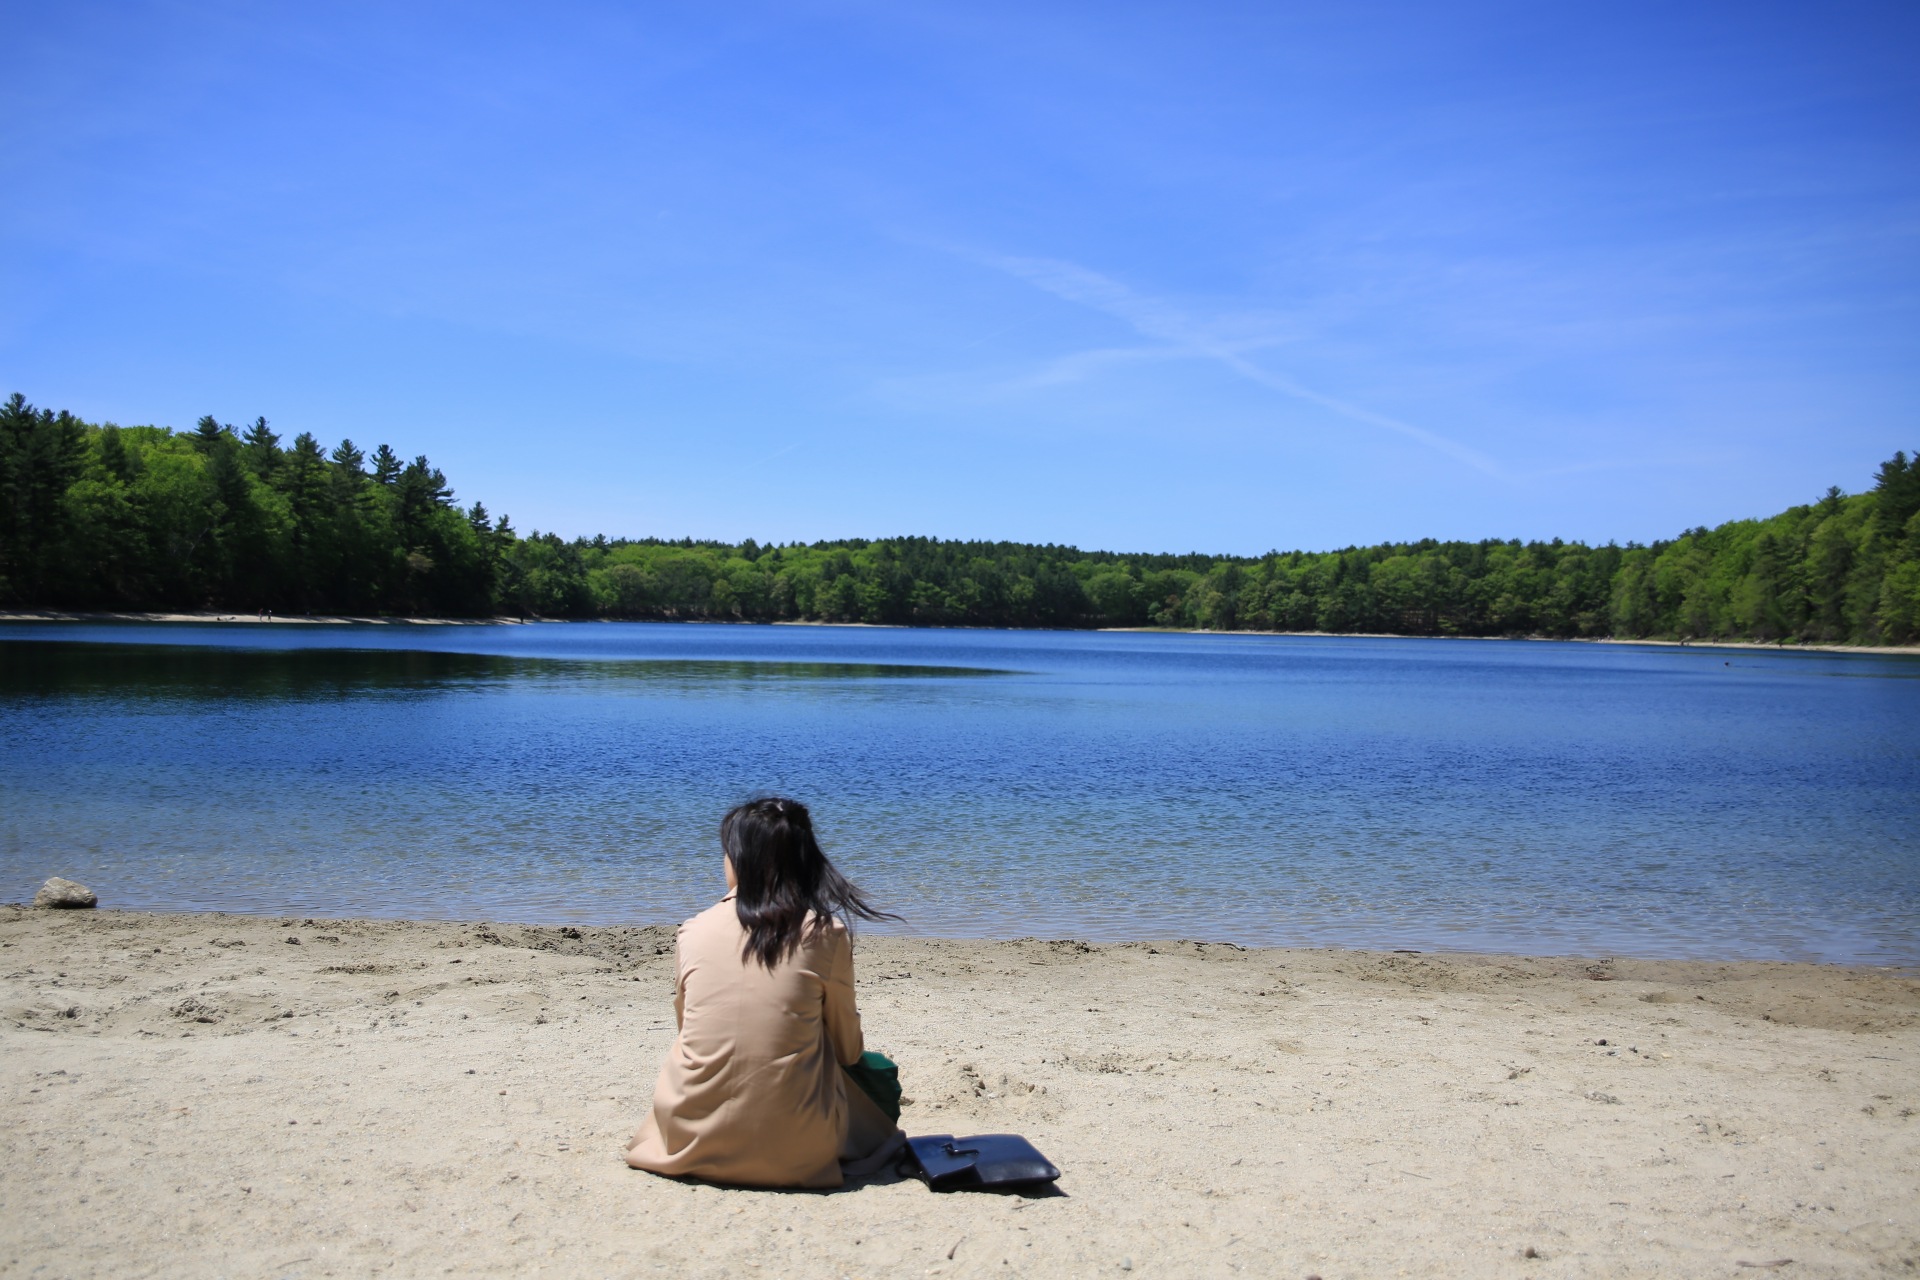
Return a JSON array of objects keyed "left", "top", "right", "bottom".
[{"left": 626, "top": 892, "right": 894, "bottom": 1188}]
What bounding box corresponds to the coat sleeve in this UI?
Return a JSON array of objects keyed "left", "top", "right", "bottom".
[{"left": 821, "top": 926, "right": 865, "bottom": 1067}]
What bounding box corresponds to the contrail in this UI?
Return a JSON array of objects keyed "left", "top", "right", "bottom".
[{"left": 980, "top": 251, "right": 1509, "bottom": 479}]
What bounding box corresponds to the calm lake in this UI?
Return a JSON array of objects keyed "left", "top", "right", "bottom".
[{"left": 2, "top": 622, "right": 1917, "bottom": 964}]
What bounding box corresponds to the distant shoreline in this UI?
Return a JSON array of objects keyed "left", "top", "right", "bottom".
[
  {"left": 0, "top": 609, "right": 527, "bottom": 627},
  {"left": 4, "top": 608, "right": 1917, "bottom": 655},
  {"left": 1094, "top": 625, "right": 1920, "bottom": 656}
]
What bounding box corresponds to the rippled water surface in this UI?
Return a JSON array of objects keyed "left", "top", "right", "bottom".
[{"left": 3, "top": 622, "right": 1917, "bottom": 963}]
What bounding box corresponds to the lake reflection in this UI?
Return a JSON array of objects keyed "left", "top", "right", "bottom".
[
  {"left": 2, "top": 622, "right": 1916, "bottom": 964},
  {"left": 1, "top": 640, "right": 1010, "bottom": 700}
]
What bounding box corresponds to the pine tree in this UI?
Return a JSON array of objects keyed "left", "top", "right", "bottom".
[
  {"left": 241, "top": 417, "right": 282, "bottom": 481},
  {"left": 1872, "top": 451, "right": 1919, "bottom": 545},
  {"left": 371, "top": 444, "right": 402, "bottom": 485},
  {"left": 98, "top": 424, "right": 138, "bottom": 484},
  {"left": 0, "top": 394, "right": 89, "bottom": 602},
  {"left": 330, "top": 439, "right": 366, "bottom": 475},
  {"left": 192, "top": 415, "right": 232, "bottom": 454}
]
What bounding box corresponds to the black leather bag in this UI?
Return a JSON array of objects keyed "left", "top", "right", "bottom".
[{"left": 905, "top": 1133, "right": 1061, "bottom": 1191}]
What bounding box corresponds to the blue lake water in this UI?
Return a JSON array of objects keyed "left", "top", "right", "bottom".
[{"left": 2, "top": 622, "right": 1917, "bottom": 964}]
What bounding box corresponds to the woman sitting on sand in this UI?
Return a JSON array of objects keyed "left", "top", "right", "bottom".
[{"left": 626, "top": 797, "right": 904, "bottom": 1188}]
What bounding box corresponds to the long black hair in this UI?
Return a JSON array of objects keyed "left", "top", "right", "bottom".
[{"left": 722, "top": 797, "right": 898, "bottom": 970}]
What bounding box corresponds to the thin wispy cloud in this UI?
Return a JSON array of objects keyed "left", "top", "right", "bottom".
[
  {"left": 999, "top": 344, "right": 1190, "bottom": 392},
  {"left": 977, "top": 251, "right": 1511, "bottom": 479},
  {"left": 952, "top": 309, "right": 1050, "bottom": 353}
]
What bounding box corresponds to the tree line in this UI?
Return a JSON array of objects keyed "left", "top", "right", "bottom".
[{"left": 2, "top": 393, "right": 1917, "bottom": 644}]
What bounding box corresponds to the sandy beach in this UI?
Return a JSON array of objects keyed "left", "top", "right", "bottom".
[{"left": 2, "top": 906, "right": 1915, "bottom": 1278}]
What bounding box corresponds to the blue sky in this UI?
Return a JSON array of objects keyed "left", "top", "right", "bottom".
[{"left": 3, "top": 1, "right": 1916, "bottom": 554}]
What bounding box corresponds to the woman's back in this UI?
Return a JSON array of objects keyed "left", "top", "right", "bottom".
[
  {"left": 626, "top": 893, "right": 866, "bottom": 1188},
  {"left": 626, "top": 797, "right": 900, "bottom": 1189}
]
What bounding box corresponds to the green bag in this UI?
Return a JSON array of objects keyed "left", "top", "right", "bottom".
[{"left": 843, "top": 1050, "right": 902, "bottom": 1123}]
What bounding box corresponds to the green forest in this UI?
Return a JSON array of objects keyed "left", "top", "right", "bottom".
[{"left": 2, "top": 393, "right": 1917, "bottom": 643}]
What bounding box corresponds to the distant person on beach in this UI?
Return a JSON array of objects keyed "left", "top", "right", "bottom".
[{"left": 626, "top": 797, "right": 904, "bottom": 1188}]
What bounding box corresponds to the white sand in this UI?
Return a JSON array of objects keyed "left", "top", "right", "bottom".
[{"left": 3, "top": 907, "right": 1916, "bottom": 1278}]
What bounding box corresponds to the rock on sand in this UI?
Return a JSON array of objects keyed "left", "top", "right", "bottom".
[{"left": 31, "top": 877, "right": 97, "bottom": 909}]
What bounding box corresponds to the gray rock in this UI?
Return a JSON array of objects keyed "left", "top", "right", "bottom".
[{"left": 33, "top": 877, "right": 97, "bottom": 909}]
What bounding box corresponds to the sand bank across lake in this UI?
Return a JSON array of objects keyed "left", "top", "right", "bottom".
[
  {"left": 3, "top": 907, "right": 1915, "bottom": 1277},
  {"left": 0, "top": 610, "right": 527, "bottom": 626}
]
